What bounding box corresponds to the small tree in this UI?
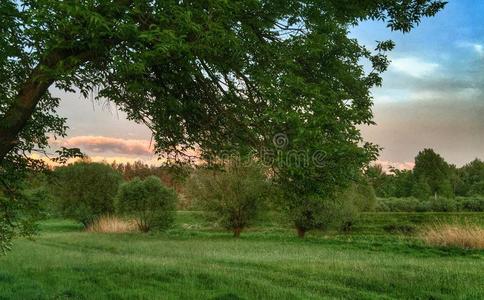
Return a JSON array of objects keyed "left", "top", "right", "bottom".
[
  {"left": 282, "top": 178, "right": 376, "bottom": 237},
  {"left": 185, "top": 159, "right": 269, "bottom": 237},
  {"left": 413, "top": 149, "right": 454, "bottom": 199},
  {"left": 51, "top": 162, "right": 122, "bottom": 227},
  {"left": 116, "top": 176, "right": 177, "bottom": 232}
]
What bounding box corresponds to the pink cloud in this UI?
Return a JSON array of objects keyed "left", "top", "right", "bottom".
[
  {"left": 372, "top": 160, "right": 415, "bottom": 173},
  {"left": 54, "top": 136, "right": 154, "bottom": 156}
]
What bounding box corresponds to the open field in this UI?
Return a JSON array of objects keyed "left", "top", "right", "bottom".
[{"left": 0, "top": 212, "right": 483, "bottom": 299}]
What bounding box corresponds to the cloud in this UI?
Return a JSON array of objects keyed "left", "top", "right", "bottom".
[
  {"left": 54, "top": 136, "right": 154, "bottom": 156},
  {"left": 372, "top": 160, "right": 415, "bottom": 173},
  {"left": 390, "top": 57, "right": 439, "bottom": 78},
  {"left": 87, "top": 155, "right": 163, "bottom": 165},
  {"left": 29, "top": 152, "right": 164, "bottom": 167},
  {"left": 457, "top": 42, "right": 484, "bottom": 57}
]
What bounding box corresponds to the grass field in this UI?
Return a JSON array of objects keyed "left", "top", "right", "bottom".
[{"left": 0, "top": 212, "right": 483, "bottom": 299}]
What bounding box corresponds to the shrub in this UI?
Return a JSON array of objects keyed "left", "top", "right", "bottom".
[
  {"left": 287, "top": 195, "right": 336, "bottom": 237},
  {"left": 116, "top": 176, "right": 177, "bottom": 232},
  {"left": 457, "top": 196, "right": 484, "bottom": 212},
  {"left": 51, "top": 162, "right": 122, "bottom": 227},
  {"left": 284, "top": 179, "right": 376, "bottom": 237},
  {"left": 335, "top": 181, "right": 376, "bottom": 233},
  {"left": 375, "top": 197, "right": 420, "bottom": 212},
  {"left": 86, "top": 215, "right": 138, "bottom": 233},
  {"left": 420, "top": 223, "right": 484, "bottom": 250},
  {"left": 429, "top": 198, "right": 457, "bottom": 212},
  {"left": 375, "top": 196, "right": 484, "bottom": 212},
  {"left": 185, "top": 159, "right": 269, "bottom": 237}
]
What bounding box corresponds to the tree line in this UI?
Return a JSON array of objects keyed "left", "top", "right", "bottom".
[{"left": 366, "top": 149, "right": 484, "bottom": 199}]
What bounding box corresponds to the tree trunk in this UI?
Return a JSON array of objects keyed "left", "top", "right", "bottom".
[
  {"left": 0, "top": 49, "right": 93, "bottom": 163},
  {"left": 233, "top": 227, "right": 242, "bottom": 238},
  {"left": 0, "top": 68, "right": 55, "bottom": 162},
  {"left": 296, "top": 226, "right": 306, "bottom": 238}
]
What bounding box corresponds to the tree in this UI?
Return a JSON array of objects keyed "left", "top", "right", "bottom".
[
  {"left": 335, "top": 179, "right": 377, "bottom": 232},
  {"left": 365, "top": 164, "right": 396, "bottom": 197},
  {"left": 116, "top": 176, "right": 177, "bottom": 232},
  {"left": 111, "top": 160, "right": 189, "bottom": 193},
  {"left": 0, "top": 1, "right": 446, "bottom": 249},
  {"left": 456, "top": 159, "right": 484, "bottom": 196},
  {"left": 185, "top": 159, "right": 269, "bottom": 237},
  {"left": 411, "top": 177, "right": 432, "bottom": 200},
  {"left": 50, "top": 161, "right": 122, "bottom": 226},
  {"left": 413, "top": 149, "right": 453, "bottom": 199}
]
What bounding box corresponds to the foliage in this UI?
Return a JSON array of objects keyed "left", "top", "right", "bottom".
[
  {"left": 185, "top": 159, "right": 270, "bottom": 237},
  {"left": 375, "top": 196, "right": 484, "bottom": 213},
  {"left": 0, "top": 185, "right": 47, "bottom": 253},
  {"left": 335, "top": 180, "right": 377, "bottom": 232},
  {"left": 413, "top": 149, "right": 453, "bottom": 194},
  {"left": 0, "top": 0, "right": 446, "bottom": 250},
  {"left": 116, "top": 176, "right": 177, "bottom": 232},
  {"left": 456, "top": 159, "right": 484, "bottom": 196},
  {"left": 458, "top": 196, "right": 484, "bottom": 212},
  {"left": 280, "top": 178, "right": 376, "bottom": 236},
  {"left": 50, "top": 161, "right": 122, "bottom": 226},
  {"left": 367, "top": 153, "right": 484, "bottom": 201},
  {"left": 365, "top": 165, "right": 394, "bottom": 197}
]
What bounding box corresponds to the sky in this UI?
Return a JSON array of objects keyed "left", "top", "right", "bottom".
[{"left": 52, "top": 0, "right": 484, "bottom": 169}]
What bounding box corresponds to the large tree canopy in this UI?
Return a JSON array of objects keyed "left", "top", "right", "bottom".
[
  {"left": 1, "top": 0, "right": 445, "bottom": 161},
  {"left": 0, "top": 0, "right": 445, "bottom": 248}
]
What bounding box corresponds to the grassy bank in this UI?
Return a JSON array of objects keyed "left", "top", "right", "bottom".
[{"left": 0, "top": 213, "right": 483, "bottom": 299}]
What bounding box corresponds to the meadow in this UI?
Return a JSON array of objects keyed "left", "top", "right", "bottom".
[{"left": 0, "top": 212, "right": 483, "bottom": 299}]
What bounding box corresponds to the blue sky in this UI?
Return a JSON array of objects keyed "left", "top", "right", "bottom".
[{"left": 54, "top": 0, "right": 484, "bottom": 168}]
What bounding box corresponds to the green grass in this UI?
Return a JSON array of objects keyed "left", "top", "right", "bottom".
[{"left": 0, "top": 213, "right": 483, "bottom": 299}]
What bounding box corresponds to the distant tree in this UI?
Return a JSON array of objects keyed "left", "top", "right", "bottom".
[
  {"left": 116, "top": 176, "right": 177, "bottom": 232},
  {"left": 185, "top": 159, "right": 269, "bottom": 237},
  {"left": 390, "top": 169, "right": 414, "bottom": 198},
  {"left": 456, "top": 159, "right": 484, "bottom": 196},
  {"left": 365, "top": 165, "right": 396, "bottom": 197},
  {"left": 413, "top": 149, "right": 453, "bottom": 199},
  {"left": 411, "top": 177, "right": 432, "bottom": 200},
  {"left": 51, "top": 162, "right": 122, "bottom": 226}
]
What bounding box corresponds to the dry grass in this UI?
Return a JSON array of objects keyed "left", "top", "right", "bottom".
[
  {"left": 420, "top": 223, "right": 484, "bottom": 250},
  {"left": 86, "top": 215, "right": 138, "bottom": 233}
]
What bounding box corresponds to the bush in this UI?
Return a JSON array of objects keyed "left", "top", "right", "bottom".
[
  {"left": 283, "top": 179, "right": 376, "bottom": 237},
  {"left": 51, "top": 162, "right": 122, "bottom": 227},
  {"left": 457, "top": 196, "right": 484, "bottom": 212},
  {"left": 334, "top": 181, "right": 377, "bottom": 233},
  {"left": 287, "top": 195, "right": 336, "bottom": 237},
  {"left": 429, "top": 198, "right": 457, "bottom": 212},
  {"left": 376, "top": 196, "right": 484, "bottom": 212},
  {"left": 375, "top": 197, "right": 421, "bottom": 212},
  {"left": 116, "top": 176, "right": 177, "bottom": 232},
  {"left": 185, "top": 159, "right": 269, "bottom": 237}
]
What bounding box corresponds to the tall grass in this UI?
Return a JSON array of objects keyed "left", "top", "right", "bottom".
[
  {"left": 420, "top": 222, "right": 484, "bottom": 249},
  {"left": 86, "top": 215, "right": 138, "bottom": 233}
]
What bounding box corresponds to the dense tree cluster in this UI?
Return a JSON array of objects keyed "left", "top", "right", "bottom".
[{"left": 366, "top": 149, "right": 484, "bottom": 199}]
